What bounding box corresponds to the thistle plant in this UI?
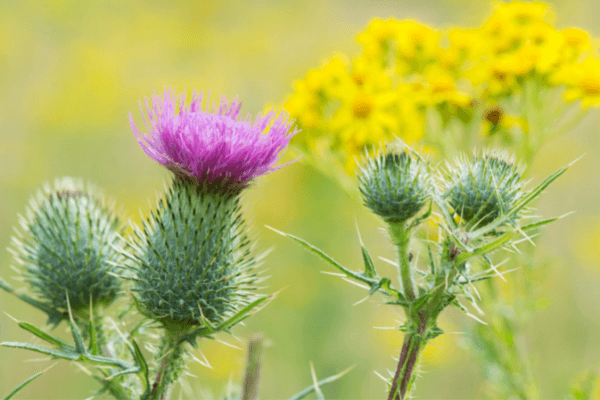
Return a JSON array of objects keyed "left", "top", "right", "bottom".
[
  {"left": 1, "top": 88, "right": 351, "bottom": 400},
  {"left": 271, "top": 142, "right": 576, "bottom": 399},
  {"left": 125, "top": 88, "right": 301, "bottom": 399}
]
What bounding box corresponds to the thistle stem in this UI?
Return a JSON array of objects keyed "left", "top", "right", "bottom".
[
  {"left": 388, "top": 222, "right": 415, "bottom": 301},
  {"left": 146, "top": 328, "right": 187, "bottom": 400},
  {"left": 388, "top": 317, "right": 428, "bottom": 400}
]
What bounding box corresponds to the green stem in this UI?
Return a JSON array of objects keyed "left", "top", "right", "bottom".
[
  {"left": 388, "top": 222, "right": 416, "bottom": 301},
  {"left": 146, "top": 328, "right": 187, "bottom": 400}
]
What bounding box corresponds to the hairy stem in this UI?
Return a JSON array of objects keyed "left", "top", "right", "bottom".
[
  {"left": 388, "top": 222, "right": 415, "bottom": 301},
  {"left": 388, "top": 318, "right": 428, "bottom": 400},
  {"left": 146, "top": 329, "right": 186, "bottom": 400},
  {"left": 388, "top": 336, "right": 413, "bottom": 400}
]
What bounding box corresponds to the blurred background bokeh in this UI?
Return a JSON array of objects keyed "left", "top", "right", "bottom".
[{"left": 1, "top": 0, "right": 599, "bottom": 399}]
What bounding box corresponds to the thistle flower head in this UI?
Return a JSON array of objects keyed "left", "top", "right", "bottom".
[
  {"left": 130, "top": 87, "right": 299, "bottom": 194},
  {"left": 10, "top": 178, "right": 123, "bottom": 323},
  {"left": 443, "top": 148, "right": 524, "bottom": 228},
  {"left": 358, "top": 143, "right": 433, "bottom": 224}
]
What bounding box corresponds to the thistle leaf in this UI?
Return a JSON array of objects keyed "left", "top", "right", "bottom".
[
  {"left": 267, "top": 226, "right": 399, "bottom": 298},
  {"left": 471, "top": 162, "right": 571, "bottom": 238},
  {"left": 131, "top": 338, "right": 150, "bottom": 394},
  {"left": 1, "top": 341, "right": 79, "bottom": 360},
  {"left": 455, "top": 231, "right": 514, "bottom": 265},
  {"left": 2, "top": 371, "right": 45, "bottom": 400},
  {"left": 286, "top": 365, "right": 355, "bottom": 400},
  {"left": 361, "top": 246, "right": 377, "bottom": 279},
  {"left": 17, "top": 321, "right": 73, "bottom": 350}
]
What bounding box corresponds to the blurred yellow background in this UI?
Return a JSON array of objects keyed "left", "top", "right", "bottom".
[{"left": 1, "top": 0, "right": 599, "bottom": 399}]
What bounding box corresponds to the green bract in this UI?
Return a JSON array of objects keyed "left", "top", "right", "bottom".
[
  {"left": 129, "top": 179, "right": 257, "bottom": 328},
  {"left": 444, "top": 149, "right": 524, "bottom": 228},
  {"left": 11, "top": 178, "right": 123, "bottom": 322},
  {"left": 358, "top": 146, "right": 433, "bottom": 224}
]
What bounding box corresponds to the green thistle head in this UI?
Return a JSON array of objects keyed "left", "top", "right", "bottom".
[
  {"left": 443, "top": 149, "right": 524, "bottom": 228},
  {"left": 128, "top": 179, "right": 257, "bottom": 330},
  {"left": 10, "top": 178, "right": 123, "bottom": 323},
  {"left": 358, "top": 144, "right": 433, "bottom": 224}
]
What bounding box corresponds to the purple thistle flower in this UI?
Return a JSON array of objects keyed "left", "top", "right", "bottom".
[{"left": 130, "top": 87, "right": 299, "bottom": 193}]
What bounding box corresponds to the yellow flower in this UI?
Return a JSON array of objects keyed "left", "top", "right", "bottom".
[
  {"left": 563, "top": 57, "right": 600, "bottom": 108},
  {"left": 421, "top": 65, "right": 472, "bottom": 108},
  {"left": 393, "top": 20, "right": 440, "bottom": 74},
  {"left": 357, "top": 18, "right": 399, "bottom": 61},
  {"left": 328, "top": 63, "right": 398, "bottom": 152},
  {"left": 486, "top": 1, "right": 552, "bottom": 29},
  {"left": 438, "top": 28, "right": 482, "bottom": 73}
]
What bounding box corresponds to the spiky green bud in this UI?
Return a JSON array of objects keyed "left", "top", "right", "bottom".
[
  {"left": 129, "top": 179, "right": 257, "bottom": 329},
  {"left": 10, "top": 178, "right": 123, "bottom": 322},
  {"left": 443, "top": 149, "right": 524, "bottom": 228},
  {"left": 358, "top": 145, "right": 433, "bottom": 224}
]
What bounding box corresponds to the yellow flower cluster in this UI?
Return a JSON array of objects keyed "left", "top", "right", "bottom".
[{"left": 284, "top": 1, "right": 599, "bottom": 175}]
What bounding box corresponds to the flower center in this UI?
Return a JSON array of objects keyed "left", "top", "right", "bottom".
[
  {"left": 581, "top": 76, "right": 600, "bottom": 95},
  {"left": 484, "top": 106, "right": 503, "bottom": 126},
  {"left": 352, "top": 94, "right": 375, "bottom": 119}
]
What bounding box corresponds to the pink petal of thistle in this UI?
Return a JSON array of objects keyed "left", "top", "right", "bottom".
[{"left": 129, "top": 87, "right": 299, "bottom": 191}]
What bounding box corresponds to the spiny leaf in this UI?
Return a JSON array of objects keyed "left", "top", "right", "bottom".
[
  {"left": 2, "top": 370, "right": 46, "bottom": 400},
  {"left": 131, "top": 338, "right": 150, "bottom": 393},
  {"left": 361, "top": 246, "right": 377, "bottom": 279},
  {"left": 0, "top": 276, "right": 14, "bottom": 293},
  {"left": 17, "top": 321, "right": 72, "bottom": 350},
  {"left": 455, "top": 231, "right": 514, "bottom": 265},
  {"left": 105, "top": 367, "right": 141, "bottom": 381},
  {"left": 266, "top": 226, "right": 400, "bottom": 298},
  {"left": 369, "top": 278, "right": 391, "bottom": 296},
  {"left": 1, "top": 341, "right": 79, "bottom": 360},
  {"left": 471, "top": 161, "right": 574, "bottom": 238},
  {"left": 286, "top": 365, "right": 355, "bottom": 400},
  {"left": 519, "top": 212, "right": 573, "bottom": 232},
  {"left": 185, "top": 296, "right": 270, "bottom": 341},
  {"left": 66, "top": 295, "right": 86, "bottom": 355}
]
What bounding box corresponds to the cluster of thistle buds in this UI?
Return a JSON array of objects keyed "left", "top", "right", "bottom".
[
  {"left": 270, "top": 141, "right": 574, "bottom": 400},
  {"left": 356, "top": 143, "right": 572, "bottom": 400}
]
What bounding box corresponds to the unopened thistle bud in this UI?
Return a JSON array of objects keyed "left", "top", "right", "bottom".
[
  {"left": 358, "top": 145, "right": 433, "bottom": 224},
  {"left": 10, "top": 178, "right": 123, "bottom": 322},
  {"left": 443, "top": 149, "right": 524, "bottom": 228}
]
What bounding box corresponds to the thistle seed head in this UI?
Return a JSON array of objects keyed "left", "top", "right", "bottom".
[
  {"left": 358, "top": 144, "right": 433, "bottom": 224},
  {"left": 10, "top": 178, "right": 123, "bottom": 323},
  {"left": 443, "top": 148, "right": 524, "bottom": 228}
]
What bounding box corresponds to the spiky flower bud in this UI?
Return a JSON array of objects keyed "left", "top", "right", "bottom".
[
  {"left": 443, "top": 149, "right": 524, "bottom": 228},
  {"left": 358, "top": 145, "right": 433, "bottom": 224},
  {"left": 10, "top": 178, "right": 123, "bottom": 322},
  {"left": 130, "top": 179, "right": 257, "bottom": 329}
]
